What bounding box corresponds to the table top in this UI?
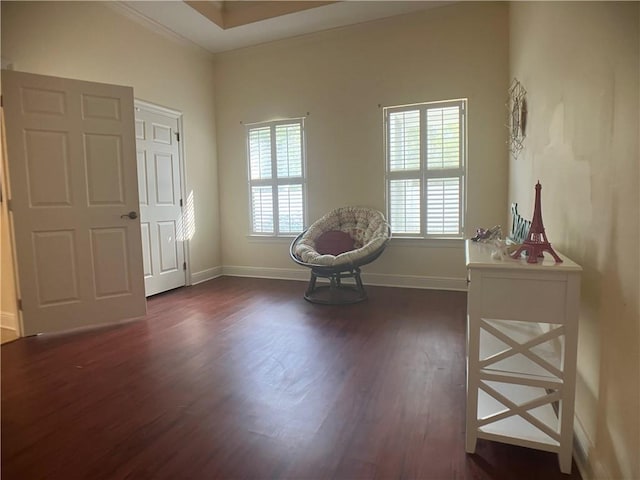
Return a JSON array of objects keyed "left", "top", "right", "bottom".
[{"left": 465, "top": 240, "right": 582, "bottom": 272}]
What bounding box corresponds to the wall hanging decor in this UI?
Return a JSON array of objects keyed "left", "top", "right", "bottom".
[{"left": 507, "top": 78, "right": 527, "bottom": 158}]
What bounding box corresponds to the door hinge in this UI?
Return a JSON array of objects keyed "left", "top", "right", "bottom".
[
  {"left": 175, "top": 131, "right": 180, "bottom": 142},
  {"left": 17, "top": 298, "right": 22, "bottom": 311},
  {"left": 179, "top": 198, "right": 183, "bottom": 207},
  {"left": 183, "top": 262, "right": 187, "bottom": 271},
  {"left": 6, "top": 199, "right": 12, "bottom": 211}
]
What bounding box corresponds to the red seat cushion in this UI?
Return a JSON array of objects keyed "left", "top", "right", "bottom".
[{"left": 315, "top": 230, "right": 355, "bottom": 256}]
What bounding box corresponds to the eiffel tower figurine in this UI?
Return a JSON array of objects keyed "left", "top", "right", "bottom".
[{"left": 511, "top": 182, "right": 563, "bottom": 263}]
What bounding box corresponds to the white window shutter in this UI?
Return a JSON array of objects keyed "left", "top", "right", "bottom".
[
  {"left": 276, "top": 123, "right": 302, "bottom": 178},
  {"left": 251, "top": 186, "right": 274, "bottom": 233},
  {"left": 278, "top": 184, "right": 304, "bottom": 234},
  {"left": 426, "top": 107, "right": 460, "bottom": 170},
  {"left": 247, "top": 119, "right": 305, "bottom": 235},
  {"left": 426, "top": 177, "right": 460, "bottom": 235},
  {"left": 385, "top": 100, "right": 465, "bottom": 237},
  {"left": 389, "top": 110, "right": 420, "bottom": 171},
  {"left": 389, "top": 179, "right": 421, "bottom": 234},
  {"left": 249, "top": 127, "right": 272, "bottom": 180}
]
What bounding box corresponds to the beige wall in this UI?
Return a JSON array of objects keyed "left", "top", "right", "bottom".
[
  {"left": 213, "top": 2, "right": 509, "bottom": 285},
  {"left": 1, "top": 70, "right": 19, "bottom": 332},
  {"left": 509, "top": 3, "right": 639, "bottom": 478},
  {"left": 0, "top": 1, "right": 221, "bottom": 280},
  {"left": 1, "top": 157, "right": 19, "bottom": 332}
]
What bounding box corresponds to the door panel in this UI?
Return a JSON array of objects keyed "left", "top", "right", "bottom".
[
  {"left": 154, "top": 153, "right": 176, "bottom": 205},
  {"left": 24, "top": 129, "right": 72, "bottom": 206},
  {"left": 84, "top": 133, "right": 125, "bottom": 204},
  {"left": 140, "top": 222, "right": 152, "bottom": 277},
  {"left": 3, "top": 71, "right": 146, "bottom": 335},
  {"left": 157, "top": 221, "right": 178, "bottom": 272},
  {"left": 82, "top": 94, "right": 121, "bottom": 120},
  {"left": 21, "top": 87, "right": 66, "bottom": 115},
  {"left": 152, "top": 123, "right": 172, "bottom": 144},
  {"left": 135, "top": 103, "right": 185, "bottom": 296},
  {"left": 90, "top": 227, "right": 132, "bottom": 298},
  {"left": 32, "top": 229, "right": 79, "bottom": 305}
]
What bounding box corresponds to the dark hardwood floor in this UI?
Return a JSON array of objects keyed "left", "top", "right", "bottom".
[{"left": 1, "top": 277, "right": 581, "bottom": 480}]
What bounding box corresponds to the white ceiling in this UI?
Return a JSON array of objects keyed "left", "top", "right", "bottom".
[{"left": 118, "top": 1, "right": 450, "bottom": 54}]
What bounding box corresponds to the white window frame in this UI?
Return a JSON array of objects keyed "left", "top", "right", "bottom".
[
  {"left": 246, "top": 118, "right": 307, "bottom": 236},
  {"left": 384, "top": 99, "right": 467, "bottom": 239}
]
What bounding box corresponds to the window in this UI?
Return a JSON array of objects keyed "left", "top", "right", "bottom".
[
  {"left": 384, "top": 99, "right": 466, "bottom": 238},
  {"left": 247, "top": 119, "right": 306, "bottom": 235}
]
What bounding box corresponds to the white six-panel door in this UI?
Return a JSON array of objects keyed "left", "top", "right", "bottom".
[
  {"left": 134, "top": 102, "right": 185, "bottom": 296},
  {"left": 2, "top": 71, "right": 146, "bottom": 335}
]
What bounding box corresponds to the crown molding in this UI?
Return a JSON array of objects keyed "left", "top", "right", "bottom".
[{"left": 107, "top": 2, "right": 215, "bottom": 59}]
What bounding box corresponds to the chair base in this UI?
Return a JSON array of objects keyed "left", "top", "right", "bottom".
[
  {"left": 304, "top": 284, "right": 367, "bottom": 305},
  {"left": 304, "top": 268, "right": 367, "bottom": 305}
]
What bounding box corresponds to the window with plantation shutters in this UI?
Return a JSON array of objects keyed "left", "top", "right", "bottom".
[
  {"left": 247, "top": 119, "right": 306, "bottom": 235},
  {"left": 384, "top": 99, "right": 466, "bottom": 238}
]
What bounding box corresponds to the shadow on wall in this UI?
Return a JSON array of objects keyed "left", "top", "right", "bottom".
[{"left": 591, "top": 198, "right": 639, "bottom": 479}]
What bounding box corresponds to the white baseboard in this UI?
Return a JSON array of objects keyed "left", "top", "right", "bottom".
[
  {"left": 573, "top": 415, "right": 591, "bottom": 480},
  {"left": 223, "top": 265, "right": 309, "bottom": 282},
  {"left": 222, "top": 265, "right": 467, "bottom": 291},
  {"left": 1, "top": 311, "right": 18, "bottom": 331},
  {"left": 573, "top": 414, "right": 609, "bottom": 480},
  {"left": 190, "top": 266, "right": 223, "bottom": 285},
  {"left": 361, "top": 272, "right": 467, "bottom": 291}
]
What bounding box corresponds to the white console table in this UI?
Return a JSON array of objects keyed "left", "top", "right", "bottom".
[{"left": 465, "top": 240, "right": 582, "bottom": 474}]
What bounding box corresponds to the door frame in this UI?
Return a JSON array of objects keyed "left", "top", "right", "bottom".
[
  {"left": 1, "top": 107, "right": 23, "bottom": 338},
  {"left": 134, "top": 99, "right": 191, "bottom": 288}
]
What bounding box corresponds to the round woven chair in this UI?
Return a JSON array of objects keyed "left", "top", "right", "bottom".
[{"left": 289, "top": 206, "right": 391, "bottom": 304}]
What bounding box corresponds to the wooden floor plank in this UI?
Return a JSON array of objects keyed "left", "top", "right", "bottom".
[{"left": 1, "top": 277, "right": 581, "bottom": 479}]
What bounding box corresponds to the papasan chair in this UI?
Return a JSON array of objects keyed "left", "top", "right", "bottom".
[{"left": 290, "top": 206, "right": 391, "bottom": 304}]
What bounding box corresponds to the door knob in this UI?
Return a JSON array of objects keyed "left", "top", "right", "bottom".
[{"left": 121, "top": 211, "right": 138, "bottom": 220}]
